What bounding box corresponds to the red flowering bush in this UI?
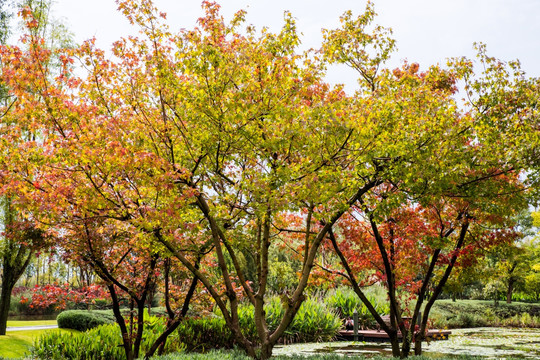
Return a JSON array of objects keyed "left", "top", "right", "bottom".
[{"left": 27, "top": 283, "right": 111, "bottom": 311}]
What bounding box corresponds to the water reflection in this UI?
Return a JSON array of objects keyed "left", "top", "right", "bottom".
[{"left": 273, "top": 328, "right": 540, "bottom": 359}]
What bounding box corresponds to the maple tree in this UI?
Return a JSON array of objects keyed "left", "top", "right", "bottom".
[
  {"left": 0, "top": 0, "right": 539, "bottom": 359},
  {"left": 0, "top": 0, "right": 58, "bottom": 336},
  {"left": 330, "top": 195, "right": 523, "bottom": 357},
  {"left": 320, "top": 8, "right": 539, "bottom": 356}
]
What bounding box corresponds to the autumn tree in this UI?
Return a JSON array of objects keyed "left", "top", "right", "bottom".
[
  {"left": 0, "top": 0, "right": 54, "bottom": 336},
  {"left": 1, "top": 0, "right": 388, "bottom": 357},
  {"left": 1, "top": 1, "right": 539, "bottom": 359},
  {"left": 318, "top": 3, "right": 539, "bottom": 357}
]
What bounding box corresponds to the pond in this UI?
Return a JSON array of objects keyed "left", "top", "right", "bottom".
[{"left": 273, "top": 328, "right": 540, "bottom": 359}]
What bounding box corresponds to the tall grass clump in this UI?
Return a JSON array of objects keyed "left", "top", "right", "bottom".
[
  {"left": 33, "top": 317, "right": 186, "bottom": 360},
  {"left": 279, "top": 297, "right": 341, "bottom": 343},
  {"left": 178, "top": 296, "right": 340, "bottom": 351},
  {"left": 431, "top": 300, "right": 540, "bottom": 328},
  {"left": 326, "top": 287, "right": 389, "bottom": 328},
  {"left": 33, "top": 325, "right": 124, "bottom": 360}
]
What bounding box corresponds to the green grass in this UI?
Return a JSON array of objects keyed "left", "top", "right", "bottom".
[
  {"left": 6, "top": 320, "right": 57, "bottom": 327},
  {"left": 0, "top": 328, "right": 71, "bottom": 359}
]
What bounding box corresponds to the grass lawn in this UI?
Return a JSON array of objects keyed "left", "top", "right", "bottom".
[
  {"left": 6, "top": 320, "right": 57, "bottom": 327},
  {"left": 0, "top": 328, "right": 70, "bottom": 359}
]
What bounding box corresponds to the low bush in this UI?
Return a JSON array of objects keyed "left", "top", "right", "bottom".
[
  {"left": 56, "top": 310, "right": 115, "bottom": 331},
  {"left": 284, "top": 297, "right": 342, "bottom": 343},
  {"left": 177, "top": 316, "right": 235, "bottom": 352},
  {"left": 56, "top": 307, "right": 169, "bottom": 332},
  {"left": 9, "top": 287, "right": 56, "bottom": 317}
]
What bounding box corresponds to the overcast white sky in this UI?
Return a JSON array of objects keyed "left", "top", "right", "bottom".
[{"left": 50, "top": 0, "right": 540, "bottom": 91}]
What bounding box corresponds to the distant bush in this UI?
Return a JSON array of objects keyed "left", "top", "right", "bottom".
[
  {"left": 177, "top": 316, "right": 235, "bottom": 351},
  {"left": 431, "top": 300, "right": 540, "bottom": 328},
  {"left": 56, "top": 310, "right": 115, "bottom": 331}
]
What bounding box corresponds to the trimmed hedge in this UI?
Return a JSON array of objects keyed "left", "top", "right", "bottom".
[{"left": 56, "top": 310, "right": 115, "bottom": 331}]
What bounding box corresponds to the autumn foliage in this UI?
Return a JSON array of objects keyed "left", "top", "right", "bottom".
[
  {"left": 0, "top": 0, "right": 539, "bottom": 359},
  {"left": 22, "top": 283, "right": 110, "bottom": 311}
]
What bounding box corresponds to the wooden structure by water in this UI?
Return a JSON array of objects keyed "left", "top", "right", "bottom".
[{"left": 337, "top": 329, "right": 452, "bottom": 343}]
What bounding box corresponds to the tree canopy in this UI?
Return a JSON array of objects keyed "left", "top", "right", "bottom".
[{"left": 0, "top": 0, "right": 539, "bottom": 359}]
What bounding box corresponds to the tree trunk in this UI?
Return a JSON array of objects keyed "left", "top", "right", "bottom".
[
  {"left": 506, "top": 280, "right": 514, "bottom": 304},
  {"left": 414, "top": 334, "right": 423, "bottom": 356},
  {"left": 0, "top": 248, "right": 34, "bottom": 335},
  {"left": 400, "top": 330, "right": 414, "bottom": 358},
  {"left": 259, "top": 342, "right": 273, "bottom": 360},
  {"left": 389, "top": 331, "right": 400, "bottom": 358},
  {"left": 108, "top": 285, "right": 134, "bottom": 360},
  {"left": 0, "top": 280, "right": 13, "bottom": 335}
]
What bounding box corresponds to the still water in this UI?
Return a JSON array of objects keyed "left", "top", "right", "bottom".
[{"left": 273, "top": 328, "right": 540, "bottom": 359}]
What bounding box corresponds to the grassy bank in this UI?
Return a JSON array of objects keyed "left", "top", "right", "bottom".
[
  {"left": 431, "top": 300, "right": 540, "bottom": 328},
  {"left": 0, "top": 329, "right": 72, "bottom": 359}
]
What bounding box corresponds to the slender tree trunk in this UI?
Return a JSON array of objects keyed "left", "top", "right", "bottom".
[
  {"left": 415, "top": 220, "right": 470, "bottom": 356},
  {"left": 109, "top": 284, "right": 134, "bottom": 360},
  {"left": 389, "top": 331, "right": 400, "bottom": 358},
  {"left": 259, "top": 342, "right": 273, "bottom": 360},
  {"left": 36, "top": 257, "right": 40, "bottom": 286},
  {"left": 401, "top": 331, "right": 414, "bottom": 358},
  {"left": 0, "top": 280, "right": 13, "bottom": 335},
  {"left": 506, "top": 280, "right": 514, "bottom": 304},
  {"left": 0, "top": 248, "right": 34, "bottom": 335}
]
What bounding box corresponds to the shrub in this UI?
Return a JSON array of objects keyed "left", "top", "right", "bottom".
[
  {"left": 56, "top": 310, "right": 115, "bottom": 331},
  {"left": 153, "top": 349, "right": 250, "bottom": 360},
  {"left": 284, "top": 297, "right": 342, "bottom": 343}
]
